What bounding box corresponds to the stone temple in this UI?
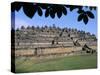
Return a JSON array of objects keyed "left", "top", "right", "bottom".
[{"left": 12, "top": 25, "right": 97, "bottom": 57}]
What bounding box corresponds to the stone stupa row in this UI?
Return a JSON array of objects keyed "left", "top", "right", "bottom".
[{"left": 14, "top": 25, "right": 97, "bottom": 50}]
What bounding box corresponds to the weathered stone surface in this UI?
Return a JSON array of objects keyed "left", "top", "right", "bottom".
[{"left": 14, "top": 26, "right": 97, "bottom": 57}]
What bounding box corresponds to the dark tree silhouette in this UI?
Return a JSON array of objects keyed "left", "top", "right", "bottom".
[{"left": 11, "top": 2, "right": 97, "bottom": 25}]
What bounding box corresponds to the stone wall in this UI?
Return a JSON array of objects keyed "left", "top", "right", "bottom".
[
  {"left": 15, "top": 45, "right": 97, "bottom": 57},
  {"left": 14, "top": 26, "right": 97, "bottom": 57}
]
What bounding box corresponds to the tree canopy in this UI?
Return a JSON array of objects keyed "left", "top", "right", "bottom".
[{"left": 11, "top": 2, "right": 96, "bottom": 25}]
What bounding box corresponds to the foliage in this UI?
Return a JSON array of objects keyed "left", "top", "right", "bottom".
[
  {"left": 77, "top": 10, "right": 95, "bottom": 24},
  {"left": 11, "top": 2, "right": 96, "bottom": 25}
]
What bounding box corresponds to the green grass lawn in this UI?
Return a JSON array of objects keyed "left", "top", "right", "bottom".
[{"left": 15, "top": 54, "right": 97, "bottom": 73}]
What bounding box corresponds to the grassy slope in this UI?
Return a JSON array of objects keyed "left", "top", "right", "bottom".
[{"left": 15, "top": 54, "right": 97, "bottom": 73}]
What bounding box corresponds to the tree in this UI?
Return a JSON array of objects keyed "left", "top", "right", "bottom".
[{"left": 12, "top": 2, "right": 96, "bottom": 25}]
